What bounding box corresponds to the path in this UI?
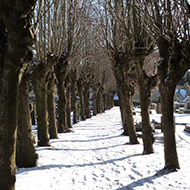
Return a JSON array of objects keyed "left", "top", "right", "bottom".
[{"left": 16, "top": 107, "right": 190, "bottom": 190}]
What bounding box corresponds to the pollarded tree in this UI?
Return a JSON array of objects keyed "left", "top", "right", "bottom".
[
  {"left": 119, "top": 0, "right": 159, "bottom": 154},
  {"left": 97, "top": 0, "right": 139, "bottom": 144},
  {"left": 142, "top": 0, "right": 190, "bottom": 171},
  {"left": 32, "top": 0, "right": 61, "bottom": 145},
  {"left": 54, "top": 0, "right": 92, "bottom": 131},
  {"left": 77, "top": 22, "right": 99, "bottom": 119},
  {"left": 0, "top": 1, "right": 36, "bottom": 189}
]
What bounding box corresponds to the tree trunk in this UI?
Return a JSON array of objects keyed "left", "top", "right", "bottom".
[
  {"left": 71, "top": 69, "right": 78, "bottom": 124},
  {"left": 66, "top": 84, "right": 72, "bottom": 128},
  {"left": 55, "top": 61, "right": 71, "bottom": 133},
  {"left": 136, "top": 59, "right": 156, "bottom": 154},
  {"left": 47, "top": 73, "right": 58, "bottom": 139},
  {"left": 118, "top": 87, "right": 128, "bottom": 135},
  {"left": 32, "top": 76, "right": 50, "bottom": 146},
  {"left": 139, "top": 83, "right": 155, "bottom": 154},
  {"left": 78, "top": 78, "right": 86, "bottom": 121},
  {"left": 97, "top": 88, "right": 103, "bottom": 114},
  {"left": 57, "top": 75, "right": 68, "bottom": 132},
  {"left": 0, "top": 0, "right": 36, "bottom": 187},
  {"left": 116, "top": 65, "right": 139, "bottom": 143},
  {"left": 109, "top": 91, "right": 114, "bottom": 109},
  {"left": 160, "top": 83, "right": 180, "bottom": 170},
  {"left": 110, "top": 92, "right": 114, "bottom": 108},
  {"left": 156, "top": 36, "right": 182, "bottom": 171},
  {"left": 84, "top": 85, "right": 91, "bottom": 118},
  {"left": 123, "top": 90, "right": 139, "bottom": 144},
  {"left": 103, "top": 92, "right": 109, "bottom": 111},
  {"left": 30, "top": 102, "right": 36, "bottom": 125},
  {"left": 93, "top": 91, "right": 98, "bottom": 116},
  {"left": 0, "top": 67, "right": 19, "bottom": 190},
  {"left": 17, "top": 72, "right": 38, "bottom": 167},
  {"left": 108, "top": 93, "right": 112, "bottom": 110}
]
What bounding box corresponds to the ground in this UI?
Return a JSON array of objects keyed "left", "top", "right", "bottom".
[{"left": 16, "top": 107, "right": 190, "bottom": 190}]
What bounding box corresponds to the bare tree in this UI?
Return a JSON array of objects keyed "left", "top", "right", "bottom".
[
  {"left": 97, "top": 0, "right": 139, "bottom": 144},
  {"left": 142, "top": 0, "right": 190, "bottom": 171},
  {"left": 32, "top": 0, "right": 60, "bottom": 145},
  {"left": 54, "top": 0, "right": 92, "bottom": 132},
  {"left": 120, "top": 0, "right": 159, "bottom": 154}
]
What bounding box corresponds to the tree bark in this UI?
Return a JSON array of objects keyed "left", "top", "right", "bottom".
[
  {"left": 66, "top": 82, "right": 72, "bottom": 128},
  {"left": 17, "top": 72, "right": 38, "bottom": 167},
  {"left": 160, "top": 83, "right": 180, "bottom": 170},
  {"left": 0, "top": 1, "right": 36, "bottom": 188},
  {"left": 156, "top": 35, "right": 184, "bottom": 170},
  {"left": 97, "top": 87, "right": 103, "bottom": 114},
  {"left": 56, "top": 72, "right": 68, "bottom": 132},
  {"left": 136, "top": 59, "right": 157, "bottom": 154},
  {"left": 55, "top": 60, "right": 71, "bottom": 133},
  {"left": 32, "top": 55, "right": 58, "bottom": 146},
  {"left": 0, "top": 67, "right": 19, "bottom": 190},
  {"left": 71, "top": 69, "right": 78, "bottom": 124},
  {"left": 93, "top": 91, "right": 98, "bottom": 116},
  {"left": 121, "top": 87, "right": 139, "bottom": 144},
  {"left": 103, "top": 92, "right": 109, "bottom": 111},
  {"left": 47, "top": 72, "right": 58, "bottom": 139},
  {"left": 118, "top": 89, "right": 128, "bottom": 136},
  {"left": 78, "top": 77, "right": 86, "bottom": 121},
  {"left": 84, "top": 84, "right": 91, "bottom": 118},
  {"left": 113, "top": 54, "right": 139, "bottom": 144},
  {"left": 32, "top": 72, "right": 50, "bottom": 146},
  {"left": 138, "top": 81, "right": 155, "bottom": 153}
]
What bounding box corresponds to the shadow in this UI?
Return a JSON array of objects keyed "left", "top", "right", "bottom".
[
  {"left": 182, "top": 130, "right": 190, "bottom": 137},
  {"left": 50, "top": 134, "right": 123, "bottom": 143},
  {"left": 116, "top": 168, "right": 176, "bottom": 190},
  {"left": 36, "top": 143, "right": 125, "bottom": 152},
  {"left": 175, "top": 114, "right": 190, "bottom": 118},
  {"left": 17, "top": 153, "right": 142, "bottom": 175}
]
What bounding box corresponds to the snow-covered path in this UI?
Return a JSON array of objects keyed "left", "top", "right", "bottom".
[{"left": 16, "top": 107, "right": 190, "bottom": 190}]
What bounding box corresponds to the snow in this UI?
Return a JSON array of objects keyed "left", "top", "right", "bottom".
[{"left": 16, "top": 107, "right": 190, "bottom": 190}]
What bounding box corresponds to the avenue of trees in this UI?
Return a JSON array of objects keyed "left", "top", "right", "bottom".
[{"left": 1, "top": 0, "right": 190, "bottom": 189}]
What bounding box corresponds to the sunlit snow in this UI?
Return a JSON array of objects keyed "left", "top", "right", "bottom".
[{"left": 16, "top": 107, "right": 190, "bottom": 190}]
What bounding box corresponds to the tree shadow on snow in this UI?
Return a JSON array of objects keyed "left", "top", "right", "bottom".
[
  {"left": 116, "top": 168, "right": 177, "bottom": 190},
  {"left": 49, "top": 134, "right": 122, "bottom": 143},
  {"left": 36, "top": 143, "right": 124, "bottom": 152},
  {"left": 17, "top": 154, "right": 142, "bottom": 175}
]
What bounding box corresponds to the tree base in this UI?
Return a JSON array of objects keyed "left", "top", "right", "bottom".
[
  {"left": 142, "top": 150, "right": 155, "bottom": 155},
  {"left": 17, "top": 153, "right": 38, "bottom": 168},
  {"left": 155, "top": 164, "right": 179, "bottom": 176},
  {"left": 58, "top": 124, "right": 74, "bottom": 133},
  {"left": 38, "top": 141, "right": 50, "bottom": 147},
  {"left": 125, "top": 140, "right": 140, "bottom": 145},
  {"left": 121, "top": 131, "right": 129, "bottom": 136},
  {"left": 49, "top": 136, "right": 59, "bottom": 140}
]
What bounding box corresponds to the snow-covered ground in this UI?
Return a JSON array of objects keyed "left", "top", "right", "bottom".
[{"left": 16, "top": 107, "right": 190, "bottom": 190}]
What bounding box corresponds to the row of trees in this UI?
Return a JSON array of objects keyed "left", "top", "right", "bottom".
[
  {"left": 1, "top": 0, "right": 190, "bottom": 189},
  {"left": 94, "top": 0, "right": 190, "bottom": 173},
  {"left": 17, "top": 0, "right": 117, "bottom": 166},
  {"left": 0, "top": 1, "right": 116, "bottom": 189}
]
